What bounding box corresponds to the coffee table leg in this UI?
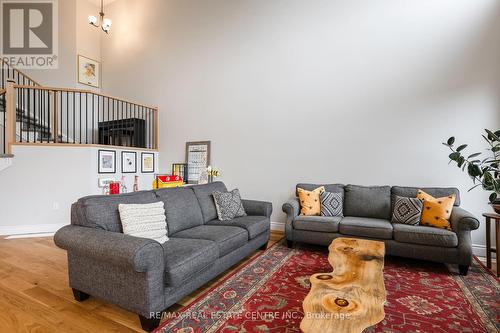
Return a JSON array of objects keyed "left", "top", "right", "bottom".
[{"left": 486, "top": 218, "right": 491, "bottom": 269}]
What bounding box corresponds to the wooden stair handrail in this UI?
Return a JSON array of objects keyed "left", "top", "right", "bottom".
[
  {"left": 0, "top": 89, "right": 5, "bottom": 96},
  {"left": 13, "top": 84, "right": 159, "bottom": 110},
  {"left": 1, "top": 58, "right": 41, "bottom": 86}
]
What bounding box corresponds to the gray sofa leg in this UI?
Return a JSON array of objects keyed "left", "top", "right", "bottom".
[
  {"left": 139, "top": 315, "right": 161, "bottom": 332},
  {"left": 72, "top": 289, "right": 90, "bottom": 302},
  {"left": 286, "top": 240, "right": 293, "bottom": 248},
  {"left": 458, "top": 265, "right": 469, "bottom": 276},
  {"left": 260, "top": 243, "right": 268, "bottom": 250}
]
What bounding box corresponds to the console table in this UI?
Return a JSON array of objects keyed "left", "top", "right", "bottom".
[{"left": 483, "top": 213, "right": 500, "bottom": 277}]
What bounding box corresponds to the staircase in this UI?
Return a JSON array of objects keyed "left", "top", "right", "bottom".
[{"left": 0, "top": 59, "right": 159, "bottom": 158}]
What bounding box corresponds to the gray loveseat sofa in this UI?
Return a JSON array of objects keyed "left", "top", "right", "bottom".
[
  {"left": 54, "top": 182, "right": 272, "bottom": 332},
  {"left": 283, "top": 184, "right": 479, "bottom": 276}
]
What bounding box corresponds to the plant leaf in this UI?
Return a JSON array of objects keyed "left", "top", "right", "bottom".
[
  {"left": 447, "top": 137, "right": 455, "bottom": 146},
  {"left": 468, "top": 152, "right": 481, "bottom": 158},
  {"left": 449, "top": 152, "right": 460, "bottom": 161},
  {"left": 489, "top": 192, "right": 497, "bottom": 203},
  {"left": 456, "top": 144, "right": 467, "bottom": 152}
]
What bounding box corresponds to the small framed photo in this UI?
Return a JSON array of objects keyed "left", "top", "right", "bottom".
[
  {"left": 98, "top": 150, "right": 116, "bottom": 174},
  {"left": 78, "top": 55, "right": 100, "bottom": 88},
  {"left": 141, "top": 153, "right": 155, "bottom": 173},
  {"left": 121, "top": 151, "right": 137, "bottom": 173}
]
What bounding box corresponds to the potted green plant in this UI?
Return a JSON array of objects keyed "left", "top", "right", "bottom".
[{"left": 443, "top": 129, "right": 500, "bottom": 214}]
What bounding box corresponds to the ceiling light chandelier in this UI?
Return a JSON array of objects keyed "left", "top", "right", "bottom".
[{"left": 88, "top": 0, "right": 112, "bottom": 34}]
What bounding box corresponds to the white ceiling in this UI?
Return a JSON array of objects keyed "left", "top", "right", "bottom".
[{"left": 85, "top": 0, "right": 119, "bottom": 7}]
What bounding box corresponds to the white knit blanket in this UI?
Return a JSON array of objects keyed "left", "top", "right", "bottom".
[{"left": 118, "top": 201, "right": 168, "bottom": 243}]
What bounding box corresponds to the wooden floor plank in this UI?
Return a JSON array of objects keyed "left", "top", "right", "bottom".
[{"left": 0, "top": 231, "right": 284, "bottom": 332}]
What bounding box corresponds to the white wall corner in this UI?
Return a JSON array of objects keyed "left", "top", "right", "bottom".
[
  {"left": 0, "top": 157, "right": 13, "bottom": 173},
  {"left": 0, "top": 223, "right": 68, "bottom": 236},
  {"left": 270, "top": 221, "right": 285, "bottom": 232}
]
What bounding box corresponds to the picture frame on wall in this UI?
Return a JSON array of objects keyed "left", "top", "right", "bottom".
[
  {"left": 78, "top": 55, "right": 100, "bottom": 88},
  {"left": 185, "top": 141, "right": 211, "bottom": 184},
  {"left": 98, "top": 150, "right": 116, "bottom": 174},
  {"left": 141, "top": 153, "right": 155, "bottom": 173},
  {"left": 121, "top": 151, "right": 137, "bottom": 173}
]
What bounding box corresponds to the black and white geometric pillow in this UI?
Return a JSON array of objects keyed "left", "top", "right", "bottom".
[
  {"left": 320, "top": 191, "right": 343, "bottom": 217},
  {"left": 392, "top": 196, "right": 423, "bottom": 225},
  {"left": 213, "top": 189, "right": 247, "bottom": 221}
]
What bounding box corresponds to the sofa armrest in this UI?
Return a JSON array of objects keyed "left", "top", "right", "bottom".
[
  {"left": 282, "top": 198, "right": 300, "bottom": 241},
  {"left": 450, "top": 207, "right": 480, "bottom": 232},
  {"left": 54, "top": 225, "right": 164, "bottom": 273},
  {"left": 242, "top": 199, "right": 273, "bottom": 218},
  {"left": 282, "top": 198, "right": 300, "bottom": 219}
]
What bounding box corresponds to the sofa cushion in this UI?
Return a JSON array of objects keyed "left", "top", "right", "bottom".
[
  {"left": 76, "top": 191, "right": 159, "bottom": 232},
  {"left": 320, "top": 191, "right": 343, "bottom": 217},
  {"left": 192, "top": 182, "right": 228, "bottom": 222},
  {"left": 206, "top": 216, "right": 269, "bottom": 239},
  {"left": 339, "top": 216, "right": 393, "bottom": 239},
  {"left": 296, "top": 183, "right": 344, "bottom": 196},
  {"left": 297, "top": 186, "right": 325, "bottom": 216},
  {"left": 118, "top": 202, "right": 168, "bottom": 243},
  {"left": 293, "top": 216, "right": 341, "bottom": 233},
  {"left": 213, "top": 189, "right": 247, "bottom": 221},
  {"left": 172, "top": 225, "right": 248, "bottom": 257},
  {"left": 391, "top": 186, "right": 460, "bottom": 207},
  {"left": 393, "top": 223, "right": 458, "bottom": 247},
  {"left": 417, "top": 190, "right": 455, "bottom": 230},
  {"left": 154, "top": 187, "right": 204, "bottom": 234},
  {"left": 161, "top": 237, "right": 219, "bottom": 286},
  {"left": 391, "top": 196, "right": 423, "bottom": 226},
  {"left": 344, "top": 185, "right": 391, "bottom": 219}
]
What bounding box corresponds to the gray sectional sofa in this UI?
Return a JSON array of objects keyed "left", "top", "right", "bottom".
[
  {"left": 54, "top": 182, "right": 272, "bottom": 332},
  {"left": 283, "top": 184, "right": 479, "bottom": 276}
]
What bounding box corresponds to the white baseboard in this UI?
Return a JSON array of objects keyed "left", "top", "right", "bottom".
[
  {"left": 0, "top": 223, "right": 67, "bottom": 236},
  {"left": 270, "top": 221, "right": 285, "bottom": 232},
  {"left": 472, "top": 244, "right": 496, "bottom": 258}
]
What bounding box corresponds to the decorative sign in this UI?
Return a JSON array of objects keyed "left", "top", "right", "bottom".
[{"left": 185, "top": 141, "right": 211, "bottom": 184}]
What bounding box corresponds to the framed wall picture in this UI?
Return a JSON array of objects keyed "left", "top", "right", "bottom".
[
  {"left": 121, "top": 151, "right": 137, "bottom": 173},
  {"left": 141, "top": 153, "right": 155, "bottom": 173},
  {"left": 185, "top": 141, "right": 211, "bottom": 184},
  {"left": 98, "top": 150, "right": 116, "bottom": 174},
  {"left": 78, "top": 55, "right": 100, "bottom": 88}
]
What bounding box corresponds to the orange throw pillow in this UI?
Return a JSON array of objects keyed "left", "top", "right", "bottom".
[
  {"left": 297, "top": 186, "right": 325, "bottom": 216},
  {"left": 417, "top": 190, "right": 456, "bottom": 230}
]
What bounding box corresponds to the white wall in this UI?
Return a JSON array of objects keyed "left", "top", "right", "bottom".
[
  {"left": 101, "top": 0, "right": 500, "bottom": 251},
  {"left": 24, "top": 0, "right": 103, "bottom": 90},
  {"left": 0, "top": 145, "right": 158, "bottom": 234}
]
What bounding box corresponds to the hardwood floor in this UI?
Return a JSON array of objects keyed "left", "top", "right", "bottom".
[{"left": 0, "top": 231, "right": 284, "bottom": 333}]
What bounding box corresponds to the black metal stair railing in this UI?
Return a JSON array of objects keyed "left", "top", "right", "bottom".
[
  {"left": 1, "top": 59, "right": 159, "bottom": 152},
  {"left": 0, "top": 90, "right": 5, "bottom": 155},
  {"left": 14, "top": 85, "right": 158, "bottom": 149}
]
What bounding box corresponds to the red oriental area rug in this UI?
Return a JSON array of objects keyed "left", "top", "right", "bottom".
[{"left": 156, "top": 241, "right": 499, "bottom": 333}]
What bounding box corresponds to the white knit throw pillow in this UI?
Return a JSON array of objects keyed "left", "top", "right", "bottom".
[{"left": 118, "top": 202, "right": 168, "bottom": 243}]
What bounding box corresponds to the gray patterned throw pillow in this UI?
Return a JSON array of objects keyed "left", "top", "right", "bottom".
[
  {"left": 213, "top": 189, "right": 247, "bottom": 221},
  {"left": 392, "top": 196, "right": 423, "bottom": 225},
  {"left": 320, "top": 191, "right": 343, "bottom": 217}
]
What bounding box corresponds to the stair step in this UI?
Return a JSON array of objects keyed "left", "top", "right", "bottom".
[{"left": 0, "top": 154, "right": 14, "bottom": 158}]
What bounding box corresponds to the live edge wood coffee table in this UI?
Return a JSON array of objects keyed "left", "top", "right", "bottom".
[{"left": 301, "top": 237, "right": 386, "bottom": 333}]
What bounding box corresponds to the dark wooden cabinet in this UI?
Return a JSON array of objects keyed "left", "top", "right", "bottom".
[{"left": 98, "top": 118, "right": 146, "bottom": 148}]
